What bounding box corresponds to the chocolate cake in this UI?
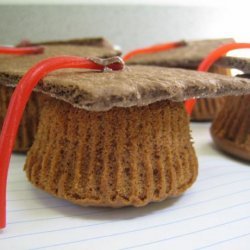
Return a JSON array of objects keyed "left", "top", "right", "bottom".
[
  {"left": 2, "top": 64, "right": 249, "bottom": 207},
  {"left": 0, "top": 44, "right": 119, "bottom": 152},
  {"left": 126, "top": 38, "right": 234, "bottom": 121},
  {"left": 211, "top": 57, "right": 250, "bottom": 161}
]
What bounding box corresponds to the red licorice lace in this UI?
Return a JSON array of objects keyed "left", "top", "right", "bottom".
[
  {"left": 122, "top": 41, "right": 185, "bottom": 61},
  {"left": 0, "top": 46, "right": 44, "bottom": 55},
  {"left": 185, "top": 42, "right": 250, "bottom": 113},
  {"left": 198, "top": 42, "right": 250, "bottom": 71},
  {"left": 0, "top": 56, "right": 124, "bottom": 228}
]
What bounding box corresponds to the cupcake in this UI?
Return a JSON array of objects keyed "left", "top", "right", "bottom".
[
  {"left": 25, "top": 66, "right": 250, "bottom": 207},
  {"left": 126, "top": 38, "right": 234, "bottom": 121},
  {"left": 0, "top": 44, "right": 119, "bottom": 152},
  {"left": 11, "top": 64, "right": 250, "bottom": 207},
  {"left": 211, "top": 56, "right": 250, "bottom": 161},
  {"left": 1, "top": 56, "right": 250, "bottom": 231}
]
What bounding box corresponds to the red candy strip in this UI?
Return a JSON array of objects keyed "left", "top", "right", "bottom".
[
  {"left": 0, "top": 46, "right": 44, "bottom": 55},
  {"left": 198, "top": 42, "right": 250, "bottom": 71},
  {"left": 122, "top": 41, "right": 185, "bottom": 61},
  {"left": 184, "top": 99, "right": 196, "bottom": 116},
  {"left": 185, "top": 42, "right": 250, "bottom": 115},
  {"left": 0, "top": 56, "right": 124, "bottom": 229}
]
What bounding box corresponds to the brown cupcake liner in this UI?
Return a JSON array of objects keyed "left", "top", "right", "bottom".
[
  {"left": 25, "top": 99, "right": 198, "bottom": 207},
  {"left": 191, "top": 66, "right": 230, "bottom": 121},
  {"left": 211, "top": 94, "right": 250, "bottom": 161},
  {"left": 191, "top": 97, "right": 226, "bottom": 121},
  {"left": 0, "top": 85, "right": 48, "bottom": 152}
]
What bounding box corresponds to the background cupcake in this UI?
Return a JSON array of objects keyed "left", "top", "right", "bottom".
[
  {"left": 211, "top": 57, "right": 250, "bottom": 161},
  {"left": 0, "top": 40, "right": 119, "bottom": 152},
  {"left": 126, "top": 38, "right": 234, "bottom": 121}
]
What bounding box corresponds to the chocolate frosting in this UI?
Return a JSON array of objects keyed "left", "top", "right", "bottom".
[
  {"left": 237, "top": 74, "right": 250, "bottom": 79},
  {"left": 29, "top": 37, "right": 114, "bottom": 49},
  {"left": 126, "top": 38, "right": 234, "bottom": 69},
  {"left": 1, "top": 64, "right": 250, "bottom": 111},
  {"left": 0, "top": 45, "right": 120, "bottom": 76},
  {"left": 216, "top": 56, "right": 250, "bottom": 73}
]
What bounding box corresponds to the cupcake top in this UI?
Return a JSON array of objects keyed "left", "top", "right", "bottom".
[
  {"left": 215, "top": 56, "right": 250, "bottom": 73},
  {"left": 1, "top": 58, "right": 250, "bottom": 111},
  {"left": 24, "top": 37, "right": 114, "bottom": 49},
  {"left": 0, "top": 44, "right": 120, "bottom": 76},
  {"left": 126, "top": 38, "right": 234, "bottom": 69}
]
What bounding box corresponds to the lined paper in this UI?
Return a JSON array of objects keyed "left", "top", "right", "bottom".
[{"left": 1, "top": 123, "right": 250, "bottom": 250}]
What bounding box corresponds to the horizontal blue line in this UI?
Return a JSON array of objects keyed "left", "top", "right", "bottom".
[
  {"left": 32, "top": 211, "right": 250, "bottom": 249},
  {"left": 2, "top": 194, "right": 250, "bottom": 243},
  {"left": 7, "top": 196, "right": 55, "bottom": 202},
  {"left": 195, "top": 232, "right": 250, "bottom": 249},
  {"left": 197, "top": 170, "right": 250, "bottom": 182},
  {"left": 7, "top": 186, "right": 250, "bottom": 228},
  {"left": 182, "top": 176, "right": 250, "bottom": 196},
  {"left": 7, "top": 204, "right": 72, "bottom": 213},
  {"left": 121, "top": 216, "right": 250, "bottom": 250},
  {"left": 201, "top": 165, "right": 235, "bottom": 171},
  {"left": 8, "top": 207, "right": 109, "bottom": 223}
]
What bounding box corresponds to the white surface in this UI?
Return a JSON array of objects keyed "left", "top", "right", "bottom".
[{"left": 0, "top": 123, "right": 250, "bottom": 249}]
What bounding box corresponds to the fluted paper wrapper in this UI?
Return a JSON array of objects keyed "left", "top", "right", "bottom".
[
  {"left": 25, "top": 99, "right": 198, "bottom": 207},
  {"left": 211, "top": 94, "right": 250, "bottom": 161}
]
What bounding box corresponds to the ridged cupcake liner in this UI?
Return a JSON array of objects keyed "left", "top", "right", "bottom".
[
  {"left": 25, "top": 99, "right": 198, "bottom": 207},
  {"left": 191, "top": 97, "right": 226, "bottom": 121},
  {"left": 0, "top": 85, "right": 48, "bottom": 152},
  {"left": 211, "top": 94, "right": 250, "bottom": 161},
  {"left": 191, "top": 66, "right": 230, "bottom": 121}
]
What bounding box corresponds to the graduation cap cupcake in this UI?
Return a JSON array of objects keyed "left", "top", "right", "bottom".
[
  {"left": 1, "top": 54, "right": 250, "bottom": 228},
  {"left": 0, "top": 41, "right": 119, "bottom": 152},
  {"left": 125, "top": 38, "right": 234, "bottom": 121},
  {"left": 210, "top": 56, "right": 250, "bottom": 161}
]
